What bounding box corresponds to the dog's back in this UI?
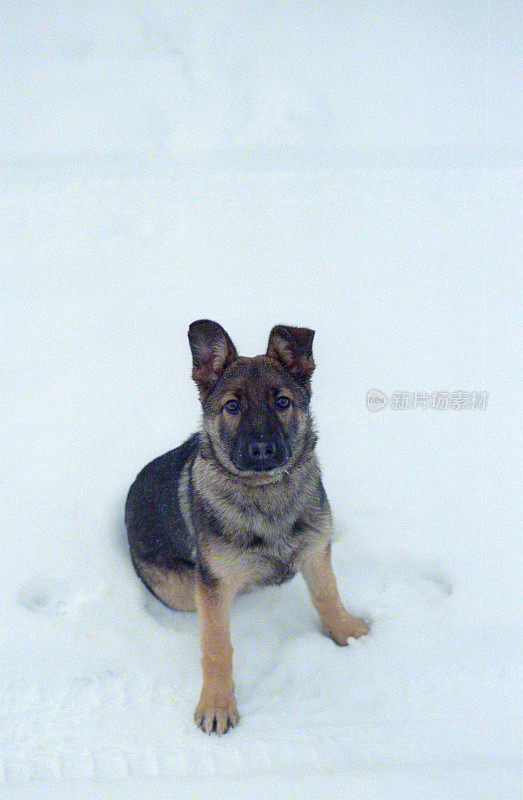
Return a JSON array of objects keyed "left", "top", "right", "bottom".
[{"left": 125, "top": 433, "right": 199, "bottom": 610}]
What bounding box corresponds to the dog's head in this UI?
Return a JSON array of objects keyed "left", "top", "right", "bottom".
[{"left": 188, "top": 320, "right": 316, "bottom": 478}]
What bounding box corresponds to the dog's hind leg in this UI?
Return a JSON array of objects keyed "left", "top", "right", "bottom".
[{"left": 131, "top": 554, "right": 197, "bottom": 612}]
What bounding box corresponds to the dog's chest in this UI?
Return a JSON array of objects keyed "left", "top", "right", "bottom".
[
  {"left": 192, "top": 464, "right": 320, "bottom": 588},
  {"left": 231, "top": 511, "right": 311, "bottom": 587}
]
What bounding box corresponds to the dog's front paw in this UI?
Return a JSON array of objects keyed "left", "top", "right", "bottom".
[
  {"left": 194, "top": 692, "right": 239, "bottom": 734},
  {"left": 323, "top": 612, "right": 369, "bottom": 646}
]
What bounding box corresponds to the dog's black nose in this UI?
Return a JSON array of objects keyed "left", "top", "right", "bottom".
[{"left": 248, "top": 440, "right": 276, "bottom": 461}]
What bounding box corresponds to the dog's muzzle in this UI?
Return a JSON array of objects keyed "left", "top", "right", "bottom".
[{"left": 233, "top": 436, "right": 290, "bottom": 472}]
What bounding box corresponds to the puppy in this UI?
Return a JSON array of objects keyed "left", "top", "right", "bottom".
[{"left": 126, "top": 320, "right": 367, "bottom": 733}]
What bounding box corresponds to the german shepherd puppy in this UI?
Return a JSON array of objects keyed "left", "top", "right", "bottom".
[{"left": 125, "top": 320, "right": 367, "bottom": 734}]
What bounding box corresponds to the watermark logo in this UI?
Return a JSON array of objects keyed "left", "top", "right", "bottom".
[
  {"left": 366, "top": 389, "right": 388, "bottom": 412},
  {"left": 366, "top": 390, "right": 488, "bottom": 411}
]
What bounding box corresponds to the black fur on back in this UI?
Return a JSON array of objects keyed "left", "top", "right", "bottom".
[{"left": 125, "top": 433, "right": 199, "bottom": 569}]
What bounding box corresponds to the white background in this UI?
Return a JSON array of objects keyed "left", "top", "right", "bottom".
[{"left": 0, "top": 2, "right": 520, "bottom": 798}]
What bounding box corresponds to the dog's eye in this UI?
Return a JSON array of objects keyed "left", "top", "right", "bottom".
[
  {"left": 224, "top": 398, "right": 240, "bottom": 414},
  {"left": 276, "top": 396, "right": 291, "bottom": 410}
]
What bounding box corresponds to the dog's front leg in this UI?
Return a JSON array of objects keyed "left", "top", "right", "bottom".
[
  {"left": 300, "top": 539, "right": 368, "bottom": 645},
  {"left": 194, "top": 573, "right": 239, "bottom": 734}
]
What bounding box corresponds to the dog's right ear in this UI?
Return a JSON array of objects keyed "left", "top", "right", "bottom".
[{"left": 188, "top": 320, "right": 238, "bottom": 399}]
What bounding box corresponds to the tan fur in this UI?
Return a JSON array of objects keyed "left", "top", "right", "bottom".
[
  {"left": 199, "top": 538, "right": 259, "bottom": 592},
  {"left": 132, "top": 556, "right": 196, "bottom": 612},
  {"left": 193, "top": 575, "right": 239, "bottom": 734},
  {"left": 299, "top": 539, "right": 368, "bottom": 644},
  {"left": 193, "top": 537, "right": 266, "bottom": 733}
]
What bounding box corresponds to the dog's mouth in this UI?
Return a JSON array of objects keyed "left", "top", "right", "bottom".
[
  {"left": 230, "top": 450, "right": 291, "bottom": 474},
  {"left": 223, "top": 430, "right": 291, "bottom": 474},
  {"left": 205, "top": 431, "right": 293, "bottom": 481}
]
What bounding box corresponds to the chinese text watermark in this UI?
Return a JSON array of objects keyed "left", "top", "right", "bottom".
[{"left": 366, "top": 389, "right": 489, "bottom": 412}]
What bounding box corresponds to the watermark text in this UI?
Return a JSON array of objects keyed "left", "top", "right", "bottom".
[{"left": 366, "top": 389, "right": 488, "bottom": 412}]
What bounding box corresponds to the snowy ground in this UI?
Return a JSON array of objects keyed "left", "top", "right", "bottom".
[{"left": 0, "top": 2, "right": 520, "bottom": 798}]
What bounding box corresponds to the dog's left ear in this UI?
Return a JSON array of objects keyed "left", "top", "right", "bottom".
[{"left": 266, "top": 325, "right": 315, "bottom": 392}]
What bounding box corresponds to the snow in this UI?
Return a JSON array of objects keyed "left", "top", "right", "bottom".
[{"left": 0, "top": 2, "right": 520, "bottom": 798}]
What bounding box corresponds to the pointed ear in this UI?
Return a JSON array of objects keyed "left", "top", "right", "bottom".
[
  {"left": 266, "top": 325, "right": 315, "bottom": 391},
  {"left": 188, "top": 320, "right": 238, "bottom": 398}
]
